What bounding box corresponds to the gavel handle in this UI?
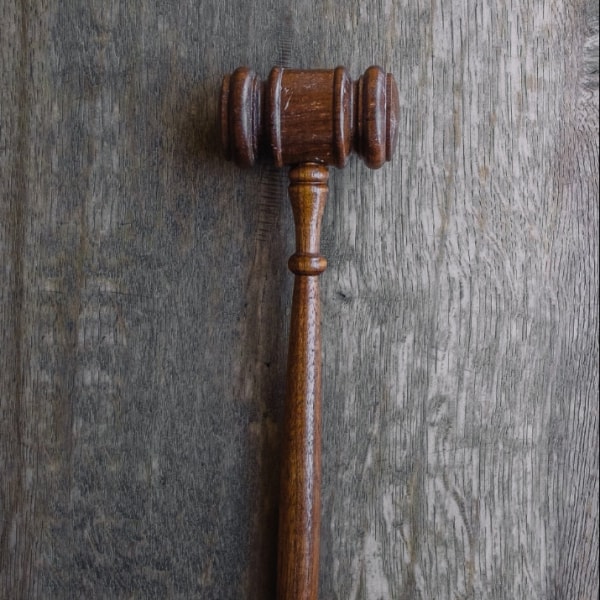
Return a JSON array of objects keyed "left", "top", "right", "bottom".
[{"left": 277, "top": 163, "right": 328, "bottom": 600}]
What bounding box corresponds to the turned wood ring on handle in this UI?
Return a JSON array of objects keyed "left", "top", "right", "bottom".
[{"left": 220, "top": 65, "right": 399, "bottom": 600}]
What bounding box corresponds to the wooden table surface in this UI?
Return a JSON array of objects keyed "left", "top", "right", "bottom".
[{"left": 1, "top": 1, "right": 598, "bottom": 598}]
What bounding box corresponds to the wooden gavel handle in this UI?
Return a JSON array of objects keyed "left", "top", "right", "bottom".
[{"left": 277, "top": 163, "right": 328, "bottom": 600}]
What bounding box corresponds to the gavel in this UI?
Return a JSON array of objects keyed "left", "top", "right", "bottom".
[{"left": 220, "top": 65, "right": 399, "bottom": 600}]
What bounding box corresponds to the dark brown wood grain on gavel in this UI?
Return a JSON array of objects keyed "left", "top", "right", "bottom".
[{"left": 220, "top": 65, "right": 399, "bottom": 600}]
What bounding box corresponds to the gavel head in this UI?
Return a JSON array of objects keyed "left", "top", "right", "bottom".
[{"left": 220, "top": 66, "right": 399, "bottom": 169}]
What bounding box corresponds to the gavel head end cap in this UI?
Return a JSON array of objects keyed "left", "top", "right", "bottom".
[
  {"left": 220, "top": 67, "right": 262, "bottom": 168},
  {"left": 356, "top": 66, "right": 399, "bottom": 169}
]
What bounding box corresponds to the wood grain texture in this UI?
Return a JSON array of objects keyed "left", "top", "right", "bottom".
[{"left": 0, "top": 1, "right": 597, "bottom": 599}]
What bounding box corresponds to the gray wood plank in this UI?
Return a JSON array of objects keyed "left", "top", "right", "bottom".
[{"left": 1, "top": 1, "right": 597, "bottom": 598}]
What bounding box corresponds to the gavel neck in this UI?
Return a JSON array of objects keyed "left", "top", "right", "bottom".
[{"left": 287, "top": 163, "right": 329, "bottom": 277}]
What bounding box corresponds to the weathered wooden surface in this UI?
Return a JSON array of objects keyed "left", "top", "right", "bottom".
[{"left": 1, "top": 1, "right": 597, "bottom": 599}]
